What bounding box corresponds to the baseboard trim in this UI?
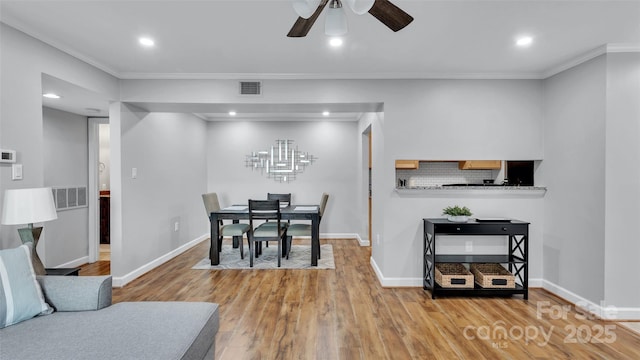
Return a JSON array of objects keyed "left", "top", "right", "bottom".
[
  {"left": 321, "top": 233, "right": 367, "bottom": 244},
  {"left": 301, "top": 233, "right": 369, "bottom": 246},
  {"left": 370, "top": 256, "right": 422, "bottom": 287},
  {"left": 111, "top": 232, "right": 365, "bottom": 287},
  {"left": 528, "top": 278, "right": 543, "bottom": 288},
  {"left": 542, "top": 280, "right": 640, "bottom": 320},
  {"left": 370, "top": 262, "right": 545, "bottom": 289},
  {"left": 355, "top": 233, "right": 370, "bottom": 246},
  {"left": 56, "top": 255, "right": 90, "bottom": 269},
  {"left": 112, "top": 233, "right": 208, "bottom": 287},
  {"left": 366, "top": 268, "right": 639, "bottom": 320},
  {"left": 253, "top": 232, "right": 369, "bottom": 249}
]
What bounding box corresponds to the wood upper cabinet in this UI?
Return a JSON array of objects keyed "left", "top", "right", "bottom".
[
  {"left": 458, "top": 160, "right": 501, "bottom": 170},
  {"left": 395, "top": 160, "right": 419, "bottom": 169}
]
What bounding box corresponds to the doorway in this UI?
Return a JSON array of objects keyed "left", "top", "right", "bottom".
[
  {"left": 363, "top": 125, "right": 372, "bottom": 245},
  {"left": 368, "top": 131, "right": 372, "bottom": 244},
  {"left": 98, "top": 123, "right": 110, "bottom": 261},
  {"left": 88, "top": 118, "right": 110, "bottom": 265}
]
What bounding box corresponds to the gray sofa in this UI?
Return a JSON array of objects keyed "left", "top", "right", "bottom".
[{"left": 0, "top": 275, "right": 219, "bottom": 360}]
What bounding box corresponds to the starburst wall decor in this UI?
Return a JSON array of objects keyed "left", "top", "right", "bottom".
[{"left": 245, "top": 139, "right": 316, "bottom": 182}]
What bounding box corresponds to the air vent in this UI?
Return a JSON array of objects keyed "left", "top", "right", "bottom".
[
  {"left": 52, "top": 186, "right": 88, "bottom": 211},
  {"left": 239, "top": 81, "right": 262, "bottom": 95}
]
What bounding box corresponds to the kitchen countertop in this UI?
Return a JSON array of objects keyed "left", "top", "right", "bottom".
[{"left": 395, "top": 185, "right": 546, "bottom": 198}]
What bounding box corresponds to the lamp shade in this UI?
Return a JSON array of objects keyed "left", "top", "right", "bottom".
[
  {"left": 293, "top": 0, "right": 321, "bottom": 19},
  {"left": 1, "top": 187, "right": 57, "bottom": 225},
  {"left": 325, "top": 6, "right": 348, "bottom": 36}
]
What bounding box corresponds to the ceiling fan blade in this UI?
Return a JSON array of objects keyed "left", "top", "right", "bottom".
[
  {"left": 287, "top": 0, "right": 329, "bottom": 37},
  {"left": 368, "top": 0, "right": 413, "bottom": 32}
]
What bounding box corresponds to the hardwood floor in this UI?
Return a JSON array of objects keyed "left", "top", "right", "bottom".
[{"left": 80, "top": 239, "right": 640, "bottom": 360}]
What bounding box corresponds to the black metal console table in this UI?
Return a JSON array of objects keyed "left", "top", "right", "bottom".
[{"left": 423, "top": 218, "right": 529, "bottom": 299}]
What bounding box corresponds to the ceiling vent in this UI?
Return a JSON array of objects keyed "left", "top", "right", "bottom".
[{"left": 239, "top": 81, "right": 262, "bottom": 95}]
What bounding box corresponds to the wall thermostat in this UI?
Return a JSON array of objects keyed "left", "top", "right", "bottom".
[{"left": 1, "top": 149, "right": 16, "bottom": 163}]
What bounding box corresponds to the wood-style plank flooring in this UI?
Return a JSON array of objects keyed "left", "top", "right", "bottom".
[{"left": 80, "top": 239, "right": 640, "bottom": 360}]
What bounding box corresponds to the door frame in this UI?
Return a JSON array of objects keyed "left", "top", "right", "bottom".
[{"left": 88, "top": 117, "right": 109, "bottom": 263}]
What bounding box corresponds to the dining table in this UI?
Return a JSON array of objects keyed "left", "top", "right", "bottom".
[{"left": 209, "top": 204, "right": 321, "bottom": 266}]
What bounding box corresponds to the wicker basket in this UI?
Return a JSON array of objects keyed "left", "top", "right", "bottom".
[
  {"left": 435, "top": 263, "right": 474, "bottom": 288},
  {"left": 470, "top": 263, "right": 516, "bottom": 288}
]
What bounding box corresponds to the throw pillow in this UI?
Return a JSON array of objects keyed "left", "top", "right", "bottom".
[{"left": 0, "top": 243, "right": 53, "bottom": 328}]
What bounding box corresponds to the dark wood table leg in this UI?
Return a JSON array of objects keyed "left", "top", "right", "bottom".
[
  {"left": 282, "top": 230, "right": 288, "bottom": 257},
  {"left": 210, "top": 213, "right": 220, "bottom": 265},
  {"left": 311, "top": 213, "right": 319, "bottom": 266},
  {"left": 232, "top": 219, "right": 240, "bottom": 248}
]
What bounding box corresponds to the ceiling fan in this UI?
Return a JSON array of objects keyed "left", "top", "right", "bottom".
[{"left": 287, "top": 0, "right": 414, "bottom": 37}]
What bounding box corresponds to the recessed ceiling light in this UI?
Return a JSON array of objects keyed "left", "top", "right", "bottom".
[
  {"left": 322, "top": 111, "right": 330, "bottom": 116},
  {"left": 43, "top": 93, "right": 61, "bottom": 99},
  {"left": 329, "top": 38, "right": 343, "bottom": 47},
  {"left": 139, "top": 37, "right": 155, "bottom": 47},
  {"left": 228, "top": 111, "right": 237, "bottom": 116},
  {"left": 516, "top": 36, "right": 533, "bottom": 47}
]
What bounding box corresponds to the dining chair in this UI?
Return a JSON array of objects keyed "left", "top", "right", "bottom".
[
  {"left": 266, "top": 193, "right": 291, "bottom": 206},
  {"left": 285, "top": 192, "right": 329, "bottom": 259},
  {"left": 261, "top": 193, "right": 292, "bottom": 248},
  {"left": 248, "top": 199, "right": 287, "bottom": 267},
  {"left": 202, "top": 192, "right": 251, "bottom": 259}
]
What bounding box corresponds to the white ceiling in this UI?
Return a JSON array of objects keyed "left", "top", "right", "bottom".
[{"left": 5, "top": 0, "right": 640, "bottom": 118}]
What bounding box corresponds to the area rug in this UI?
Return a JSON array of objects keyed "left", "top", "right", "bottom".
[{"left": 192, "top": 244, "right": 334, "bottom": 270}]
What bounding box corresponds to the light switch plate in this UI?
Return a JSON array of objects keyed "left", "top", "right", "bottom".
[
  {"left": 12, "top": 163, "right": 23, "bottom": 180},
  {"left": 131, "top": 167, "right": 137, "bottom": 179}
]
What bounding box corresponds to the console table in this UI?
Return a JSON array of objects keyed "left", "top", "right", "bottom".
[
  {"left": 423, "top": 218, "right": 529, "bottom": 299},
  {"left": 45, "top": 267, "right": 80, "bottom": 276}
]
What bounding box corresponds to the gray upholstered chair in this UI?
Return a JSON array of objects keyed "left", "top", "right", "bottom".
[
  {"left": 285, "top": 193, "right": 329, "bottom": 259},
  {"left": 248, "top": 199, "right": 288, "bottom": 267},
  {"left": 202, "top": 192, "right": 251, "bottom": 259}
]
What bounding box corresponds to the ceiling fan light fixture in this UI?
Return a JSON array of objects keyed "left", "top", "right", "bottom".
[
  {"left": 329, "top": 37, "right": 343, "bottom": 47},
  {"left": 292, "top": 0, "right": 322, "bottom": 19},
  {"left": 325, "top": 1, "right": 348, "bottom": 36},
  {"left": 345, "top": 0, "right": 375, "bottom": 15}
]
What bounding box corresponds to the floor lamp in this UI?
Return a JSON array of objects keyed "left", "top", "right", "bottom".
[{"left": 1, "top": 187, "right": 58, "bottom": 275}]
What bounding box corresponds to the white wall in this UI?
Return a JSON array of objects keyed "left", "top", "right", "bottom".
[
  {"left": 6, "top": 23, "right": 637, "bottom": 313},
  {"left": 42, "top": 107, "right": 89, "bottom": 267},
  {"left": 0, "top": 24, "right": 118, "bottom": 250},
  {"left": 542, "top": 56, "right": 607, "bottom": 303},
  {"left": 121, "top": 78, "right": 545, "bottom": 285},
  {"left": 603, "top": 52, "right": 640, "bottom": 309},
  {"left": 542, "top": 52, "right": 640, "bottom": 318},
  {"left": 376, "top": 80, "right": 545, "bottom": 282},
  {"left": 112, "top": 108, "right": 208, "bottom": 280},
  {"left": 205, "top": 120, "right": 358, "bottom": 235}
]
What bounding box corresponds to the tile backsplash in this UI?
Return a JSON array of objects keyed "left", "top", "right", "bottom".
[{"left": 396, "top": 161, "right": 500, "bottom": 187}]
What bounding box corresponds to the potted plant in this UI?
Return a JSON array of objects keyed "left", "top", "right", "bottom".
[{"left": 442, "top": 205, "right": 472, "bottom": 222}]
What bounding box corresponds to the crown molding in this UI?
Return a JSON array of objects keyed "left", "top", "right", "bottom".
[
  {"left": 111, "top": 43, "right": 640, "bottom": 81},
  {"left": 606, "top": 43, "right": 640, "bottom": 53},
  {"left": 542, "top": 43, "right": 640, "bottom": 79},
  {"left": 1, "top": 19, "right": 121, "bottom": 78},
  {"left": 118, "top": 71, "right": 544, "bottom": 80},
  {"left": 4, "top": 19, "right": 638, "bottom": 82}
]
